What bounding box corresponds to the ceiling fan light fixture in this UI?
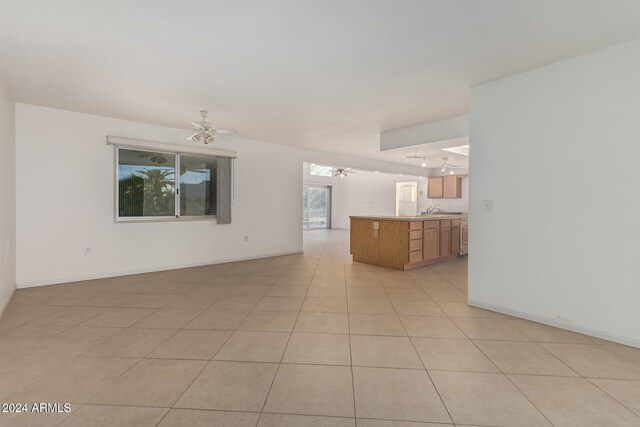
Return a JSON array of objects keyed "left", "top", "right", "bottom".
[{"left": 187, "top": 110, "right": 236, "bottom": 144}]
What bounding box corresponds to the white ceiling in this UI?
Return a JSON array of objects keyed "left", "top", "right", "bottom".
[{"left": 1, "top": 1, "right": 640, "bottom": 166}]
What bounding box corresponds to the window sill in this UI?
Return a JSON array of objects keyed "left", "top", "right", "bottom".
[{"left": 115, "top": 216, "right": 217, "bottom": 224}]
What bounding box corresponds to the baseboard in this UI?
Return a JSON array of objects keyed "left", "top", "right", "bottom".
[
  {"left": 468, "top": 299, "right": 640, "bottom": 349},
  {"left": 0, "top": 287, "right": 16, "bottom": 318},
  {"left": 17, "top": 250, "right": 303, "bottom": 289}
]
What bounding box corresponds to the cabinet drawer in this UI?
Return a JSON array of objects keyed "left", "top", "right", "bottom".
[
  {"left": 409, "top": 239, "right": 422, "bottom": 252},
  {"left": 409, "top": 230, "right": 422, "bottom": 239},
  {"left": 452, "top": 219, "right": 462, "bottom": 227},
  {"left": 440, "top": 219, "right": 451, "bottom": 227},
  {"left": 409, "top": 221, "right": 422, "bottom": 230},
  {"left": 408, "top": 250, "right": 422, "bottom": 263},
  {"left": 423, "top": 220, "right": 439, "bottom": 229}
]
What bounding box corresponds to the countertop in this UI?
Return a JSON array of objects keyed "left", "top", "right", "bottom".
[{"left": 350, "top": 214, "right": 467, "bottom": 221}]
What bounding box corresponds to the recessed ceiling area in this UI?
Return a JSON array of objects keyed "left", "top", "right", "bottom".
[
  {"left": 1, "top": 1, "right": 640, "bottom": 166},
  {"left": 386, "top": 138, "right": 470, "bottom": 170}
]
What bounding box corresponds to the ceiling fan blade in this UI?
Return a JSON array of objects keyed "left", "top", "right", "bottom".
[{"left": 216, "top": 129, "right": 237, "bottom": 134}]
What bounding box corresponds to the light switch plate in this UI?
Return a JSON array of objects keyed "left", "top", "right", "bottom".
[{"left": 483, "top": 199, "right": 493, "bottom": 212}]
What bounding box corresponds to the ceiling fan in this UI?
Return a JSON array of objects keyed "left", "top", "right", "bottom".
[
  {"left": 406, "top": 150, "right": 467, "bottom": 172},
  {"left": 187, "top": 110, "right": 237, "bottom": 144},
  {"left": 136, "top": 152, "right": 206, "bottom": 175},
  {"left": 439, "top": 157, "right": 467, "bottom": 174},
  {"left": 333, "top": 167, "right": 357, "bottom": 178}
]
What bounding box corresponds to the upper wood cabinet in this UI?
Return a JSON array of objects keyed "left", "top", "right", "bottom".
[
  {"left": 428, "top": 175, "right": 463, "bottom": 199},
  {"left": 427, "top": 176, "right": 443, "bottom": 198},
  {"left": 443, "top": 175, "right": 462, "bottom": 198}
]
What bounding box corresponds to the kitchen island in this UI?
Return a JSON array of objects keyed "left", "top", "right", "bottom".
[{"left": 350, "top": 215, "right": 467, "bottom": 270}]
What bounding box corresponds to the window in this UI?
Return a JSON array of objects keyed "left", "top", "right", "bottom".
[
  {"left": 179, "top": 155, "right": 217, "bottom": 216},
  {"left": 117, "top": 148, "right": 217, "bottom": 220},
  {"left": 309, "top": 164, "right": 333, "bottom": 177}
]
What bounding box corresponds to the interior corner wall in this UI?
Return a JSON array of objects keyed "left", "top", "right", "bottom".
[
  {"left": 469, "top": 39, "right": 640, "bottom": 346},
  {"left": 14, "top": 104, "right": 306, "bottom": 287},
  {"left": 15, "top": 104, "right": 424, "bottom": 287},
  {"left": 0, "top": 77, "right": 16, "bottom": 313}
]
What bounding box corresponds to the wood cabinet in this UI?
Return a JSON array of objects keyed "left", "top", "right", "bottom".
[
  {"left": 350, "top": 216, "right": 465, "bottom": 271},
  {"left": 427, "top": 177, "right": 443, "bottom": 198},
  {"left": 451, "top": 224, "right": 461, "bottom": 255},
  {"left": 423, "top": 229, "right": 440, "bottom": 260},
  {"left": 444, "top": 175, "right": 462, "bottom": 198},
  {"left": 428, "top": 175, "right": 463, "bottom": 199},
  {"left": 440, "top": 224, "right": 451, "bottom": 256}
]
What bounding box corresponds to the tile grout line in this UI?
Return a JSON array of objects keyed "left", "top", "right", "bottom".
[
  {"left": 152, "top": 325, "right": 236, "bottom": 426},
  {"left": 6, "top": 232, "right": 640, "bottom": 425},
  {"left": 155, "top": 258, "right": 275, "bottom": 427},
  {"left": 344, "top": 235, "right": 358, "bottom": 425},
  {"left": 426, "top": 270, "right": 561, "bottom": 426},
  {"left": 399, "top": 271, "right": 456, "bottom": 425},
  {"left": 585, "top": 378, "right": 640, "bottom": 420},
  {"left": 432, "top": 274, "right": 558, "bottom": 427},
  {"left": 256, "top": 255, "right": 310, "bottom": 424}
]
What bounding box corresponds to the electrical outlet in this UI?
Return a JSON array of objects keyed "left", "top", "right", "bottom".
[
  {"left": 244, "top": 236, "right": 249, "bottom": 242},
  {"left": 83, "top": 247, "right": 92, "bottom": 256},
  {"left": 483, "top": 199, "right": 493, "bottom": 212}
]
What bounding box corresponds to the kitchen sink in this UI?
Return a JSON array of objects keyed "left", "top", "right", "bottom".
[{"left": 422, "top": 212, "right": 463, "bottom": 216}]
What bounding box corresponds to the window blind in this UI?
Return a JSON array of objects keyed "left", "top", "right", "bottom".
[{"left": 216, "top": 156, "right": 232, "bottom": 224}]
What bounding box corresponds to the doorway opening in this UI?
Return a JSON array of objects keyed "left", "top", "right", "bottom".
[
  {"left": 303, "top": 185, "right": 332, "bottom": 230},
  {"left": 395, "top": 181, "right": 418, "bottom": 216}
]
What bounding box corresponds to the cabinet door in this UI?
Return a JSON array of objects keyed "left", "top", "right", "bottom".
[
  {"left": 440, "top": 227, "right": 451, "bottom": 256},
  {"left": 443, "top": 176, "right": 461, "bottom": 198},
  {"left": 427, "top": 177, "right": 443, "bottom": 198},
  {"left": 423, "top": 229, "right": 440, "bottom": 260},
  {"left": 451, "top": 226, "right": 461, "bottom": 254}
]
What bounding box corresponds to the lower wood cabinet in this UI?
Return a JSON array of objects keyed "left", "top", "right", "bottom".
[
  {"left": 423, "top": 228, "right": 440, "bottom": 260},
  {"left": 440, "top": 226, "right": 451, "bottom": 256},
  {"left": 451, "top": 225, "right": 461, "bottom": 254},
  {"left": 350, "top": 217, "right": 465, "bottom": 271}
]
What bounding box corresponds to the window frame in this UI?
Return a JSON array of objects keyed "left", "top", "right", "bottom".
[{"left": 114, "top": 146, "right": 218, "bottom": 223}]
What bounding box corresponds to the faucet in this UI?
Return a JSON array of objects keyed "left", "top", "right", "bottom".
[{"left": 424, "top": 204, "right": 441, "bottom": 215}]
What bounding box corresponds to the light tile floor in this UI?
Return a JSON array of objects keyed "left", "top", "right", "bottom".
[{"left": 0, "top": 229, "right": 639, "bottom": 426}]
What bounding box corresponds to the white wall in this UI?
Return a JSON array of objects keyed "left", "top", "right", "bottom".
[
  {"left": 16, "top": 105, "right": 424, "bottom": 287},
  {"left": 335, "top": 171, "right": 420, "bottom": 228},
  {"left": 0, "top": 76, "right": 16, "bottom": 313},
  {"left": 469, "top": 39, "right": 640, "bottom": 346}
]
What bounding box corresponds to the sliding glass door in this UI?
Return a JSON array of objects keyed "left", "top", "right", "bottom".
[{"left": 303, "top": 185, "right": 331, "bottom": 230}]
